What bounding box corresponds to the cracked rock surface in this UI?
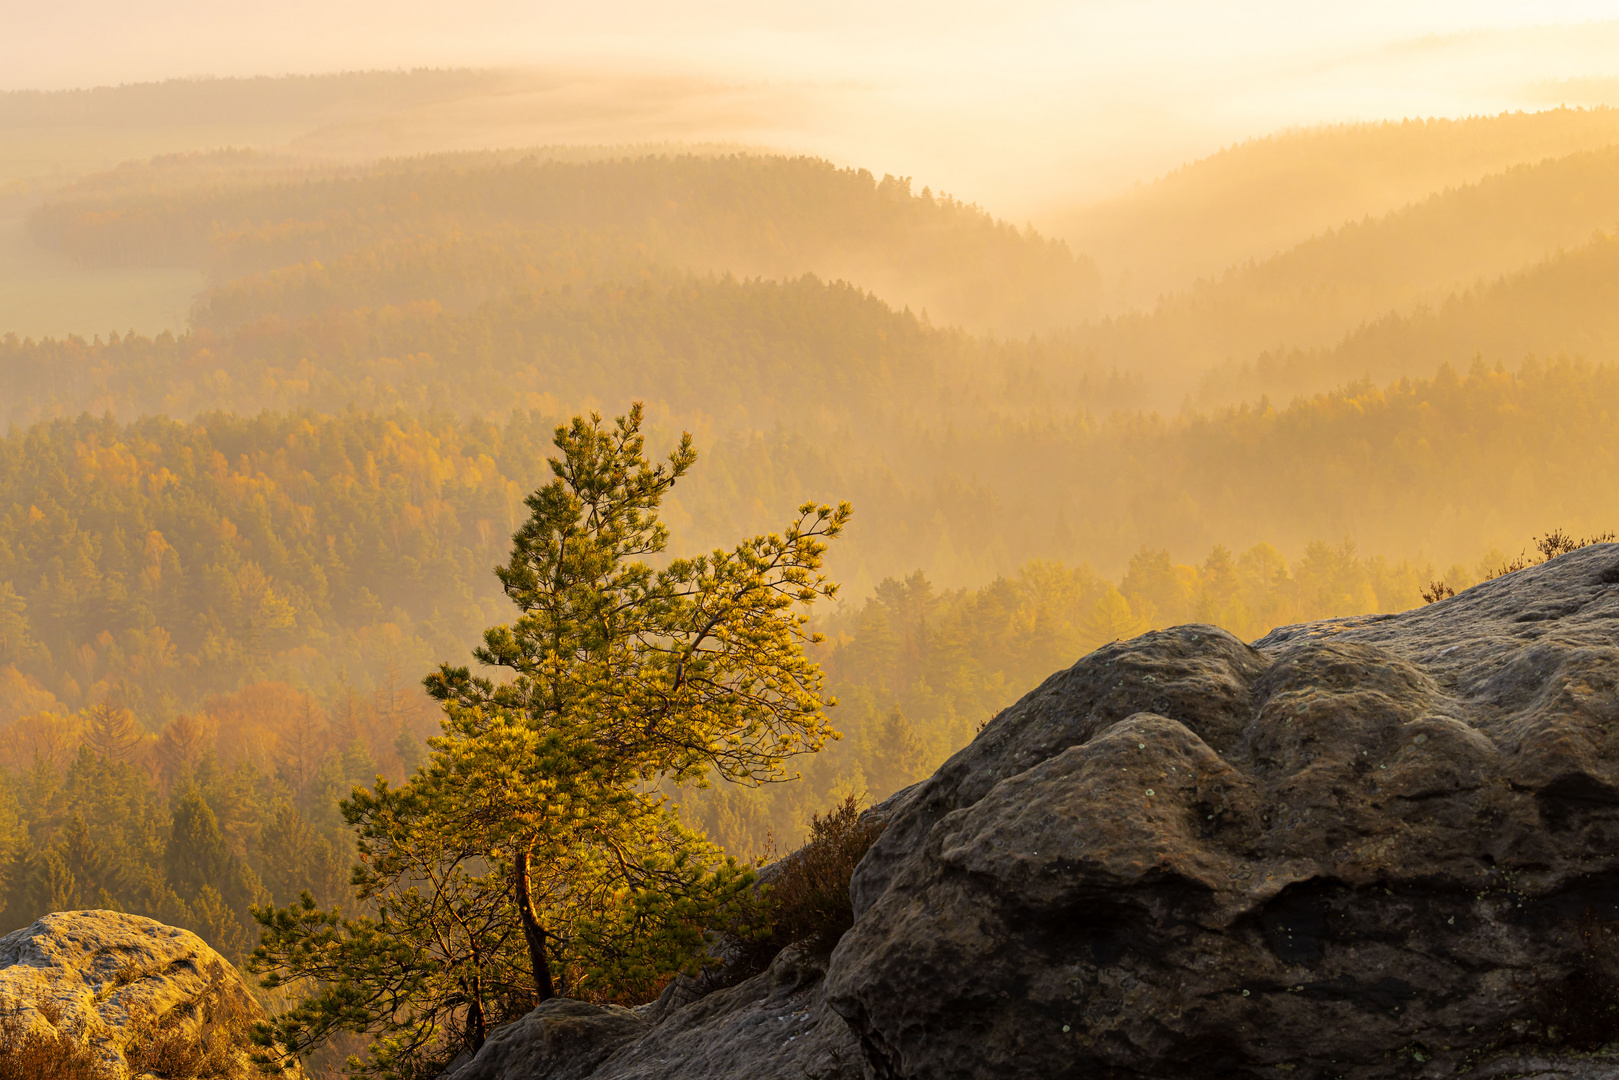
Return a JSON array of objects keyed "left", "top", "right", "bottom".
[{"left": 826, "top": 542, "right": 1619, "bottom": 1079}]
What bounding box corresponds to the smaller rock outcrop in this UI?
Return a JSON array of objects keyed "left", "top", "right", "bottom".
[
  {"left": 444, "top": 946, "right": 868, "bottom": 1080},
  {"left": 442, "top": 998, "right": 647, "bottom": 1080},
  {"left": 0, "top": 910, "right": 264, "bottom": 1079}
]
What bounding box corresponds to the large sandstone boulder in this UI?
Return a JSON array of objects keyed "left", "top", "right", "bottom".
[
  {"left": 827, "top": 542, "right": 1619, "bottom": 1078},
  {"left": 0, "top": 910, "right": 264, "bottom": 1079}
]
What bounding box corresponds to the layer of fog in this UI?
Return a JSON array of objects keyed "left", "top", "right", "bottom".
[{"left": 3, "top": 2, "right": 1619, "bottom": 220}]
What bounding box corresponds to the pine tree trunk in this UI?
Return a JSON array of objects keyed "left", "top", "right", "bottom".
[
  {"left": 515, "top": 842, "right": 555, "bottom": 1001},
  {"left": 466, "top": 972, "right": 487, "bottom": 1050}
]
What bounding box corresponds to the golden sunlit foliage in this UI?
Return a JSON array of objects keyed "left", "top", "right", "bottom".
[
  {"left": 0, "top": 680, "right": 391, "bottom": 966},
  {"left": 3, "top": 358, "right": 1618, "bottom": 727},
  {"left": 251, "top": 410, "right": 845, "bottom": 1076},
  {"left": 0, "top": 411, "right": 556, "bottom": 719}
]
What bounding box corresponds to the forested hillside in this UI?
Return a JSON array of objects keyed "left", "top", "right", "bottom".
[
  {"left": 0, "top": 411, "right": 540, "bottom": 721},
  {"left": 24, "top": 137, "right": 1619, "bottom": 421},
  {"left": 0, "top": 394, "right": 1449, "bottom": 956},
  {"left": 1200, "top": 230, "right": 1619, "bottom": 401},
  {"left": 23, "top": 368, "right": 1575, "bottom": 729},
  {"left": 1056, "top": 107, "right": 1619, "bottom": 308},
  {"left": 8, "top": 309, "right": 1618, "bottom": 595},
  {"left": 1069, "top": 143, "right": 1619, "bottom": 398},
  {"left": 1, "top": 357, "right": 1611, "bottom": 802},
  {"left": 0, "top": 273, "right": 1124, "bottom": 427}
]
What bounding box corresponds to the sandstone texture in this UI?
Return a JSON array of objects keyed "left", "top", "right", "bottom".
[
  {"left": 0, "top": 909, "right": 263, "bottom": 1079},
  {"left": 446, "top": 946, "right": 867, "bottom": 1080},
  {"left": 442, "top": 998, "right": 648, "bottom": 1080},
  {"left": 444, "top": 544, "right": 1619, "bottom": 1078},
  {"left": 829, "top": 542, "right": 1619, "bottom": 1079}
]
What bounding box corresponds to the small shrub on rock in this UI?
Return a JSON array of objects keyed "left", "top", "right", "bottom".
[
  {"left": 129, "top": 1016, "right": 256, "bottom": 1080},
  {"left": 764, "top": 796, "right": 886, "bottom": 957},
  {"left": 1424, "top": 527, "right": 1616, "bottom": 603}
]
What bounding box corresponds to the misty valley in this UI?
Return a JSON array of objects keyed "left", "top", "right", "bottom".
[{"left": 3, "top": 68, "right": 1619, "bottom": 1080}]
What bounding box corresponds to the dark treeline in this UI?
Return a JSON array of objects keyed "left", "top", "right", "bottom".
[{"left": 0, "top": 273, "right": 1126, "bottom": 427}]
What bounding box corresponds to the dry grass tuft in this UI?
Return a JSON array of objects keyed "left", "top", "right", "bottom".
[
  {"left": 0, "top": 1006, "right": 257, "bottom": 1080},
  {"left": 128, "top": 1017, "right": 254, "bottom": 1080},
  {"left": 0, "top": 1015, "right": 104, "bottom": 1080}
]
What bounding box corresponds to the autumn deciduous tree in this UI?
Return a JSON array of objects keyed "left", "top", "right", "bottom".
[{"left": 250, "top": 406, "right": 849, "bottom": 1078}]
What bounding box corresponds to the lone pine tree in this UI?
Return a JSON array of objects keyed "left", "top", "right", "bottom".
[{"left": 250, "top": 405, "right": 849, "bottom": 1078}]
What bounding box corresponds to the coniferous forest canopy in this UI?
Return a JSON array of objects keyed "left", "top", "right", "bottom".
[{"left": 4, "top": 75, "right": 1619, "bottom": 1055}]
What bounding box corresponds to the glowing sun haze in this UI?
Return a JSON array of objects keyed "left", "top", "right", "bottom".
[{"left": 7, "top": 0, "right": 1619, "bottom": 214}]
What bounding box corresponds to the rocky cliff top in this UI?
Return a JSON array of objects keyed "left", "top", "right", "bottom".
[
  {"left": 832, "top": 541, "right": 1619, "bottom": 1079},
  {"left": 448, "top": 543, "right": 1619, "bottom": 1080}
]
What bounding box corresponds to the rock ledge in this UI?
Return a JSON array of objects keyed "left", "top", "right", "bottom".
[{"left": 452, "top": 545, "right": 1619, "bottom": 1079}]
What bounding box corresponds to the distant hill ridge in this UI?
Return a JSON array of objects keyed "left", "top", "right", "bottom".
[
  {"left": 1200, "top": 227, "right": 1619, "bottom": 403},
  {"left": 1061, "top": 140, "right": 1619, "bottom": 403},
  {"left": 0, "top": 70, "right": 506, "bottom": 128},
  {"left": 1055, "top": 106, "right": 1619, "bottom": 309},
  {"left": 26, "top": 151, "right": 1103, "bottom": 337}
]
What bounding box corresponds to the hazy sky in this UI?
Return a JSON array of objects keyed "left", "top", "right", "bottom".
[{"left": 8, "top": 1, "right": 1619, "bottom": 213}]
